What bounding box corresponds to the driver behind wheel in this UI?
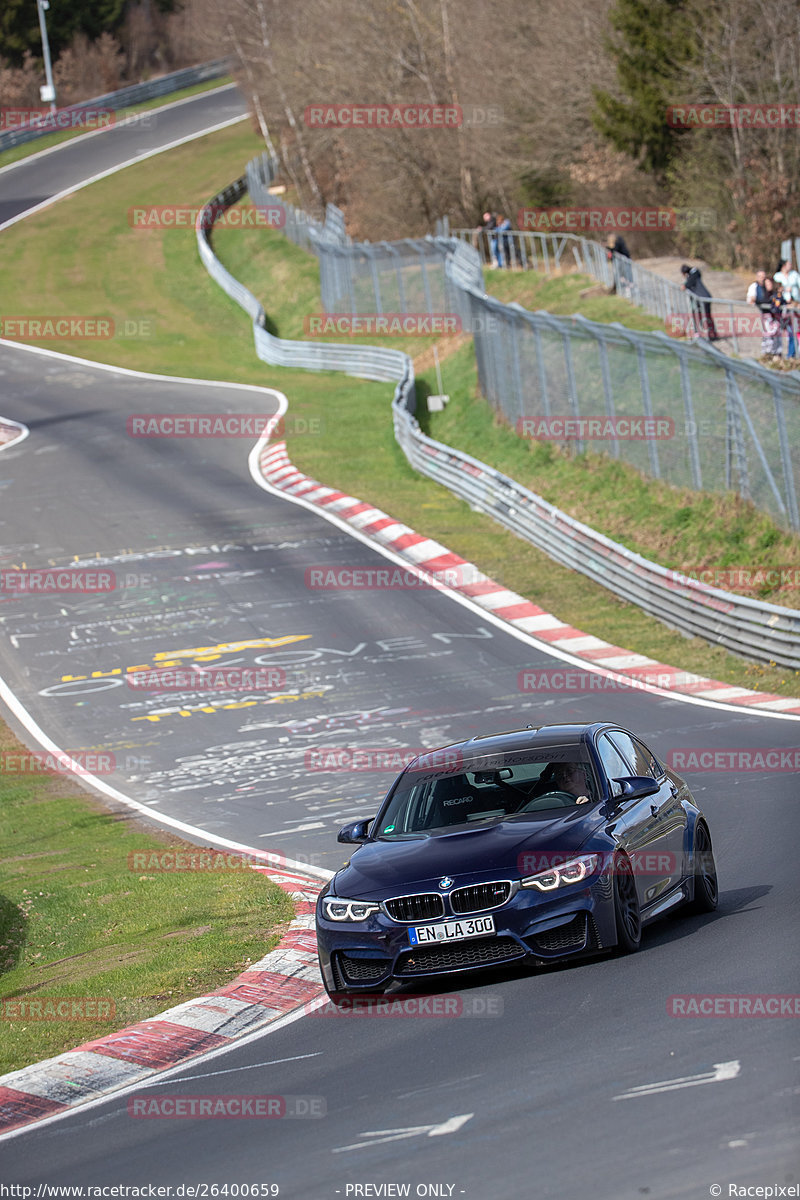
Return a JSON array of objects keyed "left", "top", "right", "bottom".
[{"left": 550, "top": 761, "right": 592, "bottom": 804}]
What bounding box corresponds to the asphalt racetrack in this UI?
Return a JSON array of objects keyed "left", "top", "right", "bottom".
[{"left": 0, "top": 88, "right": 798, "bottom": 1198}]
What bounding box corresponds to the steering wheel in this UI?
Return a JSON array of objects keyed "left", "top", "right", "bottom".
[{"left": 519, "top": 790, "right": 577, "bottom": 811}]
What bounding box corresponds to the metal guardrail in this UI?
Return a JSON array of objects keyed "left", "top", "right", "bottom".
[
  {"left": 196, "top": 173, "right": 800, "bottom": 671},
  {"left": 0, "top": 58, "right": 231, "bottom": 154}
]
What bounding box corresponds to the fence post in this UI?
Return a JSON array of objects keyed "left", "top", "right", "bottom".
[
  {"left": 725, "top": 370, "right": 749, "bottom": 499},
  {"left": 531, "top": 324, "right": 551, "bottom": 417},
  {"left": 773, "top": 381, "right": 800, "bottom": 532}
]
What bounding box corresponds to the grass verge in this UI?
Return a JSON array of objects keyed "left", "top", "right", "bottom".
[
  {"left": 0, "top": 76, "right": 233, "bottom": 171},
  {"left": 0, "top": 121, "right": 797, "bottom": 704},
  {"left": 0, "top": 721, "right": 294, "bottom": 1075}
]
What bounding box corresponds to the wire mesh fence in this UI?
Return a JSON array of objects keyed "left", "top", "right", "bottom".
[{"left": 246, "top": 153, "right": 800, "bottom": 532}]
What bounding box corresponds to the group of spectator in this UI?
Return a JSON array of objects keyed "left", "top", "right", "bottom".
[
  {"left": 746, "top": 260, "right": 800, "bottom": 360},
  {"left": 477, "top": 212, "right": 515, "bottom": 268},
  {"left": 678, "top": 257, "right": 800, "bottom": 361},
  {"left": 472, "top": 207, "right": 799, "bottom": 364}
]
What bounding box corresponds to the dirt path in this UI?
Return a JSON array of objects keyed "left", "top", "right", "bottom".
[{"left": 637, "top": 255, "right": 753, "bottom": 303}]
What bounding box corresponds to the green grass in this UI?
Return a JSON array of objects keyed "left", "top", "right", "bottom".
[
  {"left": 1, "top": 120, "right": 798, "bottom": 704},
  {"left": 0, "top": 724, "right": 294, "bottom": 1075},
  {"left": 481, "top": 265, "right": 667, "bottom": 332},
  {"left": 0, "top": 76, "right": 234, "bottom": 171}
]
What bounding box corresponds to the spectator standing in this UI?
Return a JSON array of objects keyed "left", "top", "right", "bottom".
[
  {"left": 774, "top": 258, "right": 800, "bottom": 357},
  {"left": 497, "top": 214, "right": 513, "bottom": 268},
  {"left": 746, "top": 268, "right": 767, "bottom": 306},
  {"left": 747, "top": 268, "right": 771, "bottom": 356},
  {"left": 758, "top": 278, "right": 782, "bottom": 359},
  {"left": 606, "top": 233, "right": 632, "bottom": 297},
  {"left": 681, "top": 263, "right": 718, "bottom": 341},
  {"left": 481, "top": 211, "right": 499, "bottom": 267}
]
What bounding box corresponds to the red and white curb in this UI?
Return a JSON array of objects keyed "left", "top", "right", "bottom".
[
  {"left": 0, "top": 866, "right": 324, "bottom": 1135},
  {"left": 0, "top": 416, "right": 29, "bottom": 450},
  {"left": 258, "top": 439, "right": 800, "bottom": 716}
]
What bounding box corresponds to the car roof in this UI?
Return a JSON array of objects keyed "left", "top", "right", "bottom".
[{"left": 405, "top": 722, "right": 618, "bottom": 767}]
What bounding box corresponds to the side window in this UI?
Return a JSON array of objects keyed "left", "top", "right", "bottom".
[
  {"left": 633, "top": 737, "right": 664, "bottom": 779},
  {"left": 596, "top": 734, "right": 632, "bottom": 797},
  {"left": 608, "top": 731, "right": 662, "bottom": 779}
]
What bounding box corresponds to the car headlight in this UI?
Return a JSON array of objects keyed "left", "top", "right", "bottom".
[
  {"left": 521, "top": 853, "right": 600, "bottom": 891},
  {"left": 321, "top": 896, "right": 381, "bottom": 922}
]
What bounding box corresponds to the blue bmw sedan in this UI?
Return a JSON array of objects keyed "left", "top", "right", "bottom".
[{"left": 315, "top": 722, "right": 718, "bottom": 1001}]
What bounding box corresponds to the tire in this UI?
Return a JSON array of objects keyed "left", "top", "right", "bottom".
[
  {"left": 688, "top": 822, "right": 718, "bottom": 913},
  {"left": 613, "top": 855, "right": 642, "bottom": 954}
]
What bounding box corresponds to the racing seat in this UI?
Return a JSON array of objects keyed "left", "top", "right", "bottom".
[{"left": 426, "top": 774, "right": 486, "bottom": 828}]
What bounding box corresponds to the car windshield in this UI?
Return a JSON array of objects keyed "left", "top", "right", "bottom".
[{"left": 375, "top": 746, "right": 598, "bottom": 838}]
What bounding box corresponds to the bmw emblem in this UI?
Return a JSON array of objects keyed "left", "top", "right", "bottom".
[{"left": 438, "top": 876, "right": 454, "bottom": 890}]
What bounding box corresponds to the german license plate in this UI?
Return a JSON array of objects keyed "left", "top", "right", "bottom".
[{"left": 408, "top": 915, "right": 495, "bottom": 945}]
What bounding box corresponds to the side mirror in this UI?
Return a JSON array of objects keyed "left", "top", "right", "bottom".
[
  {"left": 612, "top": 775, "right": 660, "bottom": 801},
  {"left": 337, "top": 818, "right": 374, "bottom": 845}
]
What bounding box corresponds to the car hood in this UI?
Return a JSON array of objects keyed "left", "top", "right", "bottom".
[{"left": 333, "top": 813, "right": 604, "bottom": 899}]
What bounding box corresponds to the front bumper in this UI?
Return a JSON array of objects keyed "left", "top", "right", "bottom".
[{"left": 316, "top": 874, "right": 617, "bottom": 993}]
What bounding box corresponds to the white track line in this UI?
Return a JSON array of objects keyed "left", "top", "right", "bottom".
[{"left": 0, "top": 995, "right": 331, "bottom": 1143}]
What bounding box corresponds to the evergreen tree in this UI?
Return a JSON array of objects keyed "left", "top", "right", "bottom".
[
  {"left": 592, "top": 0, "right": 696, "bottom": 177},
  {"left": 0, "top": 0, "right": 177, "bottom": 68}
]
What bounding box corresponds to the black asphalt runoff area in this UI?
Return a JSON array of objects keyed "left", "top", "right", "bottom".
[{"left": 0, "top": 90, "right": 798, "bottom": 1197}]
